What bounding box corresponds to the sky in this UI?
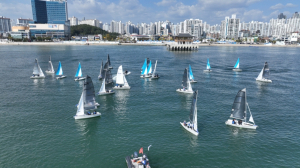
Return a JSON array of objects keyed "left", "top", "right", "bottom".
[{"left": 0, "top": 0, "right": 299, "bottom": 25}]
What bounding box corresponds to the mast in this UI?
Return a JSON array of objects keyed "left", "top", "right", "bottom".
[{"left": 245, "top": 88, "right": 247, "bottom": 122}]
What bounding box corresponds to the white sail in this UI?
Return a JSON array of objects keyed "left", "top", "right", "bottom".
[
  {"left": 152, "top": 60, "right": 157, "bottom": 77},
  {"left": 99, "top": 78, "right": 106, "bottom": 93},
  {"left": 50, "top": 61, "right": 54, "bottom": 72},
  {"left": 144, "top": 66, "right": 148, "bottom": 75},
  {"left": 249, "top": 115, "right": 254, "bottom": 123},
  {"left": 38, "top": 64, "right": 45, "bottom": 77},
  {"left": 257, "top": 68, "right": 263, "bottom": 80},
  {"left": 187, "top": 79, "right": 193, "bottom": 91},
  {"left": 116, "top": 65, "right": 125, "bottom": 84},
  {"left": 124, "top": 75, "right": 129, "bottom": 87},
  {"left": 76, "top": 93, "right": 85, "bottom": 116},
  {"left": 193, "top": 106, "right": 198, "bottom": 132}
]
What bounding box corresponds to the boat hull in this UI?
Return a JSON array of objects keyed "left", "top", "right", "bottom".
[
  {"left": 30, "top": 76, "right": 45, "bottom": 79},
  {"left": 180, "top": 122, "right": 199, "bottom": 136},
  {"left": 45, "top": 70, "right": 55, "bottom": 74},
  {"left": 151, "top": 76, "right": 160, "bottom": 79},
  {"left": 140, "top": 75, "right": 151, "bottom": 78},
  {"left": 256, "top": 78, "right": 272, "bottom": 83},
  {"left": 114, "top": 86, "right": 131, "bottom": 90},
  {"left": 190, "top": 80, "right": 197, "bottom": 83},
  {"left": 124, "top": 71, "right": 131, "bottom": 76},
  {"left": 225, "top": 119, "right": 258, "bottom": 129},
  {"left": 74, "top": 77, "right": 86, "bottom": 81},
  {"left": 233, "top": 69, "right": 242, "bottom": 72},
  {"left": 56, "top": 76, "right": 66, "bottom": 79},
  {"left": 109, "top": 67, "right": 113, "bottom": 69},
  {"left": 203, "top": 69, "right": 212, "bottom": 72},
  {"left": 98, "top": 91, "right": 115, "bottom": 95},
  {"left": 176, "top": 89, "right": 193, "bottom": 94},
  {"left": 74, "top": 112, "right": 101, "bottom": 120}
]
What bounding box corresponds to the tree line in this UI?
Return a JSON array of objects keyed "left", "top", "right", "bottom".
[{"left": 71, "top": 24, "right": 119, "bottom": 41}]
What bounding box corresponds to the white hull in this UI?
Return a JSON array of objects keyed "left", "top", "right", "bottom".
[
  {"left": 124, "top": 71, "right": 131, "bottom": 75},
  {"left": 140, "top": 75, "right": 151, "bottom": 78},
  {"left": 180, "top": 122, "right": 199, "bottom": 136},
  {"left": 74, "top": 112, "right": 101, "bottom": 120},
  {"left": 109, "top": 67, "right": 113, "bottom": 69},
  {"left": 151, "top": 76, "right": 160, "bottom": 79},
  {"left": 45, "top": 70, "right": 55, "bottom": 74},
  {"left": 225, "top": 119, "right": 258, "bottom": 129},
  {"left": 98, "top": 90, "right": 115, "bottom": 95},
  {"left": 233, "top": 68, "right": 242, "bottom": 72},
  {"left": 176, "top": 89, "right": 193, "bottom": 94},
  {"left": 114, "top": 86, "right": 131, "bottom": 90},
  {"left": 203, "top": 69, "right": 212, "bottom": 72},
  {"left": 74, "top": 77, "right": 86, "bottom": 81},
  {"left": 30, "top": 76, "right": 45, "bottom": 79},
  {"left": 190, "top": 79, "right": 197, "bottom": 83},
  {"left": 256, "top": 78, "right": 272, "bottom": 83},
  {"left": 56, "top": 76, "right": 66, "bottom": 79}
]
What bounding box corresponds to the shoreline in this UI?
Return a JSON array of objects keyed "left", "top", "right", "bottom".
[{"left": 0, "top": 41, "right": 299, "bottom": 48}]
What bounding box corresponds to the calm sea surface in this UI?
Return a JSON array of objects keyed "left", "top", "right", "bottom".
[{"left": 0, "top": 45, "right": 299, "bottom": 167}]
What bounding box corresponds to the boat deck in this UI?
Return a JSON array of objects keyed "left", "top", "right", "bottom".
[{"left": 125, "top": 156, "right": 150, "bottom": 168}]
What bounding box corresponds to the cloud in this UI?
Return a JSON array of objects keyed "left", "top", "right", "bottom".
[
  {"left": 0, "top": 2, "right": 32, "bottom": 20},
  {"left": 155, "top": 0, "right": 177, "bottom": 6},
  {"left": 270, "top": 3, "right": 298, "bottom": 10}
]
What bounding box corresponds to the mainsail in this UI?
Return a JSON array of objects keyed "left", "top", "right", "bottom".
[
  {"left": 230, "top": 88, "right": 246, "bottom": 120},
  {"left": 48, "top": 56, "right": 54, "bottom": 72},
  {"left": 152, "top": 60, "right": 157, "bottom": 77},
  {"left": 33, "top": 59, "right": 40, "bottom": 75},
  {"left": 116, "top": 65, "right": 125, "bottom": 84},
  {"left": 105, "top": 69, "right": 113, "bottom": 84},
  {"left": 107, "top": 54, "right": 112, "bottom": 68},
  {"left": 189, "top": 64, "right": 194, "bottom": 80},
  {"left": 76, "top": 92, "right": 85, "bottom": 116},
  {"left": 141, "top": 59, "right": 147, "bottom": 70},
  {"left": 83, "top": 75, "right": 96, "bottom": 110},
  {"left": 189, "top": 90, "right": 198, "bottom": 131},
  {"left": 147, "top": 60, "right": 152, "bottom": 74},
  {"left": 207, "top": 59, "right": 211, "bottom": 69},
  {"left": 234, "top": 58, "right": 240, "bottom": 69},
  {"left": 56, "top": 61, "right": 63, "bottom": 76},
  {"left": 98, "top": 60, "right": 103, "bottom": 79},
  {"left": 99, "top": 77, "right": 106, "bottom": 93},
  {"left": 262, "top": 62, "right": 270, "bottom": 79},
  {"left": 75, "top": 62, "right": 82, "bottom": 77},
  {"left": 182, "top": 68, "right": 188, "bottom": 88},
  {"left": 103, "top": 61, "right": 109, "bottom": 71}
]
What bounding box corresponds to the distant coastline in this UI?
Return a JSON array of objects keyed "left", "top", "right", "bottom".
[{"left": 0, "top": 41, "right": 300, "bottom": 48}]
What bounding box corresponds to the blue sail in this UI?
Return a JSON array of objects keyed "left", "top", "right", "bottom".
[
  {"left": 141, "top": 59, "right": 147, "bottom": 75},
  {"left": 147, "top": 60, "right": 152, "bottom": 74},
  {"left": 207, "top": 59, "right": 211, "bottom": 69},
  {"left": 56, "top": 61, "right": 63, "bottom": 75},
  {"left": 75, "top": 62, "right": 82, "bottom": 77},
  {"left": 234, "top": 58, "right": 239, "bottom": 69},
  {"left": 189, "top": 64, "right": 194, "bottom": 80}
]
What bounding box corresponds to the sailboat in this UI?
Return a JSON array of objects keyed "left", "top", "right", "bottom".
[
  {"left": 225, "top": 88, "right": 258, "bottom": 129},
  {"left": 189, "top": 64, "right": 197, "bottom": 83},
  {"left": 98, "top": 60, "right": 104, "bottom": 80},
  {"left": 256, "top": 62, "right": 272, "bottom": 83},
  {"left": 151, "top": 60, "right": 159, "bottom": 79},
  {"left": 180, "top": 90, "right": 199, "bottom": 136},
  {"left": 30, "top": 58, "right": 45, "bottom": 79},
  {"left": 56, "top": 61, "right": 66, "bottom": 79},
  {"left": 45, "top": 56, "right": 55, "bottom": 74},
  {"left": 74, "top": 76, "right": 101, "bottom": 120},
  {"left": 107, "top": 54, "right": 113, "bottom": 69},
  {"left": 74, "top": 62, "right": 85, "bottom": 81},
  {"left": 98, "top": 71, "right": 115, "bottom": 95},
  {"left": 144, "top": 60, "right": 152, "bottom": 78},
  {"left": 176, "top": 68, "right": 193, "bottom": 94},
  {"left": 203, "top": 58, "right": 212, "bottom": 72},
  {"left": 114, "top": 65, "right": 131, "bottom": 90},
  {"left": 233, "top": 58, "right": 242, "bottom": 71}
]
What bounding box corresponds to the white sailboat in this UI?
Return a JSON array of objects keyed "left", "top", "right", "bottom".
[
  {"left": 176, "top": 68, "right": 193, "bottom": 94},
  {"left": 114, "top": 65, "right": 131, "bottom": 90},
  {"left": 74, "top": 62, "right": 85, "bottom": 81},
  {"left": 180, "top": 90, "right": 199, "bottom": 136},
  {"left": 256, "top": 62, "right": 272, "bottom": 83},
  {"left": 233, "top": 58, "right": 242, "bottom": 71},
  {"left": 56, "top": 61, "right": 66, "bottom": 79},
  {"left": 30, "top": 58, "right": 45, "bottom": 79},
  {"left": 45, "top": 56, "right": 55, "bottom": 74},
  {"left": 98, "top": 71, "right": 115, "bottom": 95},
  {"left": 189, "top": 64, "right": 197, "bottom": 82},
  {"left": 151, "top": 60, "right": 160, "bottom": 79},
  {"left": 203, "top": 58, "right": 212, "bottom": 72},
  {"left": 74, "top": 89, "right": 101, "bottom": 120},
  {"left": 225, "top": 88, "right": 258, "bottom": 129}
]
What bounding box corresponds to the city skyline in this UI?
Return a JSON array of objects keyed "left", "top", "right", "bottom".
[{"left": 1, "top": 0, "right": 300, "bottom": 25}]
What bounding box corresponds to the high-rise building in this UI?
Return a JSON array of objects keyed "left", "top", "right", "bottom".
[
  {"left": 69, "top": 16, "right": 78, "bottom": 26},
  {"left": 292, "top": 12, "right": 300, "bottom": 18},
  {"left": 0, "top": 16, "right": 12, "bottom": 34},
  {"left": 30, "top": 0, "right": 70, "bottom": 39},
  {"left": 278, "top": 13, "right": 286, "bottom": 19},
  {"left": 221, "top": 14, "right": 240, "bottom": 39},
  {"left": 17, "top": 18, "right": 33, "bottom": 26},
  {"left": 79, "top": 19, "right": 99, "bottom": 27}
]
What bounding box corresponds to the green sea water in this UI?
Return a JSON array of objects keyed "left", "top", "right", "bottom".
[{"left": 0, "top": 45, "right": 299, "bottom": 167}]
